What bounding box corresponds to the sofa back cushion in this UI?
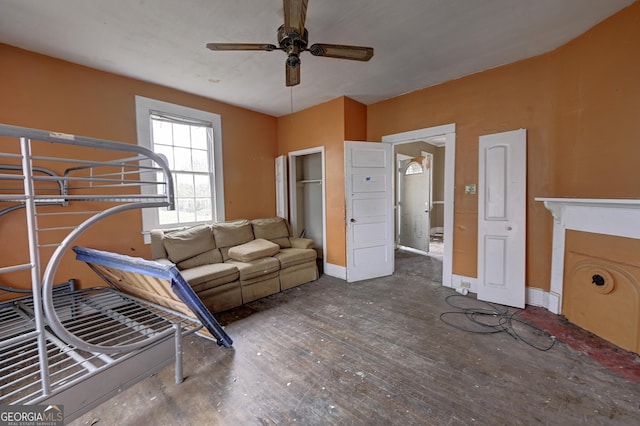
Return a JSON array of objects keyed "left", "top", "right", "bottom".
[
  {"left": 212, "top": 219, "right": 255, "bottom": 260},
  {"left": 251, "top": 217, "right": 292, "bottom": 248},
  {"left": 176, "top": 248, "right": 223, "bottom": 270},
  {"left": 162, "top": 225, "right": 216, "bottom": 263}
]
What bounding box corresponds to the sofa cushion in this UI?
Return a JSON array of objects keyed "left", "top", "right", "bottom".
[
  {"left": 251, "top": 217, "right": 292, "bottom": 248},
  {"left": 274, "top": 248, "right": 317, "bottom": 269},
  {"left": 176, "top": 248, "right": 223, "bottom": 270},
  {"left": 279, "top": 262, "right": 319, "bottom": 291},
  {"left": 162, "top": 225, "right": 215, "bottom": 263},
  {"left": 226, "top": 257, "right": 281, "bottom": 281},
  {"left": 228, "top": 238, "right": 280, "bottom": 262},
  {"left": 180, "top": 263, "right": 239, "bottom": 288},
  {"left": 212, "top": 219, "right": 254, "bottom": 248}
]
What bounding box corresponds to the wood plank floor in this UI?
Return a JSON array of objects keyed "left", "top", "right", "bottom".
[{"left": 72, "top": 252, "right": 639, "bottom": 425}]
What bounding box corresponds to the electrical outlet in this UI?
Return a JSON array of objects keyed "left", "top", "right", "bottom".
[
  {"left": 461, "top": 281, "right": 471, "bottom": 289},
  {"left": 464, "top": 184, "right": 476, "bottom": 195}
]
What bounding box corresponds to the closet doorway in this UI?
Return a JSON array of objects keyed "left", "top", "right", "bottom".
[{"left": 288, "top": 147, "right": 326, "bottom": 272}]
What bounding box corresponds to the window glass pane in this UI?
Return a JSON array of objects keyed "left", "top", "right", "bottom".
[
  {"left": 195, "top": 198, "right": 212, "bottom": 221},
  {"left": 192, "top": 149, "right": 208, "bottom": 172},
  {"left": 174, "top": 147, "right": 192, "bottom": 171},
  {"left": 194, "top": 174, "right": 211, "bottom": 197},
  {"left": 152, "top": 120, "right": 173, "bottom": 146},
  {"left": 159, "top": 207, "right": 177, "bottom": 225},
  {"left": 176, "top": 173, "right": 195, "bottom": 197},
  {"left": 154, "top": 144, "right": 174, "bottom": 169},
  {"left": 405, "top": 162, "right": 423, "bottom": 175},
  {"left": 172, "top": 123, "right": 191, "bottom": 147},
  {"left": 191, "top": 126, "right": 208, "bottom": 150},
  {"left": 177, "top": 198, "right": 195, "bottom": 223}
]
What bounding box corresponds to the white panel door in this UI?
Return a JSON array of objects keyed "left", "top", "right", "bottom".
[
  {"left": 478, "top": 129, "right": 527, "bottom": 308},
  {"left": 275, "top": 155, "right": 288, "bottom": 220},
  {"left": 399, "top": 158, "right": 430, "bottom": 253},
  {"left": 345, "top": 141, "right": 394, "bottom": 282}
]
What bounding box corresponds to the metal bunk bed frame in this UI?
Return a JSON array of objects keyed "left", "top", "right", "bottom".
[{"left": 0, "top": 123, "right": 224, "bottom": 421}]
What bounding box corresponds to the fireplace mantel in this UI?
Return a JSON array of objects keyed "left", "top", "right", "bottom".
[{"left": 536, "top": 197, "right": 640, "bottom": 313}]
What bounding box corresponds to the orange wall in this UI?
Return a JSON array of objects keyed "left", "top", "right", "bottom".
[
  {"left": 344, "top": 97, "right": 367, "bottom": 141},
  {"left": 277, "top": 96, "right": 367, "bottom": 267},
  {"left": 0, "top": 44, "right": 278, "bottom": 292},
  {"left": 3, "top": 2, "right": 638, "bottom": 294},
  {"left": 367, "top": 2, "right": 640, "bottom": 290}
]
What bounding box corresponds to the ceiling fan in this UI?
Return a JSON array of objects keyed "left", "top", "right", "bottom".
[{"left": 206, "top": 0, "right": 374, "bottom": 87}]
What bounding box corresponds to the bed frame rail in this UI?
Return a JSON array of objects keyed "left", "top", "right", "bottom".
[{"left": 0, "top": 123, "right": 209, "bottom": 421}]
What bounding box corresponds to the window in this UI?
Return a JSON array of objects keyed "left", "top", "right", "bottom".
[
  {"left": 136, "top": 96, "right": 224, "bottom": 240},
  {"left": 404, "top": 161, "right": 423, "bottom": 175}
]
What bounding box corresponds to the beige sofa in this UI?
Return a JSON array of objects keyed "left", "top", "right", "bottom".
[{"left": 149, "top": 217, "right": 318, "bottom": 313}]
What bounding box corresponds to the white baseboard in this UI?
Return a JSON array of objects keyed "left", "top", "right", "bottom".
[
  {"left": 526, "top": 287, "right": 546, "bottom": 308},
  {"left": 451, "top": 274, "right": 477, "bottom": 293},
  {"left": 324, "top": 262, "right": 346, "bottom": 280},
  {"left": 449, "top": 275, "right": 561, "bottom": 315},
  {"left": 324, "top": 266, "right": 562, "bottom": 314},
  {"left": 526, "top": 287, "right": 561, "bottom": 314}
]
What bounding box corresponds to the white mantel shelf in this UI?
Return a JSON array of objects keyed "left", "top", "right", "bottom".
[
  {"left": 536, "top": 197, "right": 640, "bottom": 205},
  {"left": 536, "top": 197, "right": 640, "bottom": 213},
  {"left": 536, "top": 197, "right": 640, "bottom": 314},
  {"left": 536, "top": 197, "right": 640, "bottom": 239}
]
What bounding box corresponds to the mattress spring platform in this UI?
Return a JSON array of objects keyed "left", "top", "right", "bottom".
[{"left": 0, "top": 284, "right": 208, "bottom": 408}]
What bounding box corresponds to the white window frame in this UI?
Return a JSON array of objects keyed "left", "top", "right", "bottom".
[{"left": 135, "top": 96, "right": 225, "bottom": 242}]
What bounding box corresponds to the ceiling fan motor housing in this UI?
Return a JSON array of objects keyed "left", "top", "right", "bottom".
[{"left": 278, "top": 24, "right": 308, "bottom": 66}]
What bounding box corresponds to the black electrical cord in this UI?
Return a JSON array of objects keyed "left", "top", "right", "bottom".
[{"left": 439, "top": 294, "right": 556, "bottom": 351}]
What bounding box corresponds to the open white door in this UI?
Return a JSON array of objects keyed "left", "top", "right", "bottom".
[
  {"left": 345, "top": 141, "right": 394, "bottom": 282},
  {"left": 478, "top": 129, "right": 526, "bottom": 308}
]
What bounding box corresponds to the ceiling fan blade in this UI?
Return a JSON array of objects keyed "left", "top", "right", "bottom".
[
  {"left": 206, "top": 43, "right": 277, "bottom": 51},
  {"left": 308, "top": 43, "right": 374, "bottom": 61},
  {"left": 286, "top": 61, "right": 300, "bottom": 87},
  {"left": 284, "top": 0, "right": 308, "bottom": 35}
]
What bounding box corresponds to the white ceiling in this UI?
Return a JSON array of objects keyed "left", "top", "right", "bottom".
[{"left": 0, "top": 0, "right": 634, "bottom": 117}]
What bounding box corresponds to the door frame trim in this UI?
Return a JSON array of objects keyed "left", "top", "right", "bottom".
[{"left": 382, "top": 123, "right": 456, "bottom": 287}]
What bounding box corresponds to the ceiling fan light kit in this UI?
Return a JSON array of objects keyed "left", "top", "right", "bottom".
[{"left": 206, "top": 0, "right": 374, "bottom": 87}]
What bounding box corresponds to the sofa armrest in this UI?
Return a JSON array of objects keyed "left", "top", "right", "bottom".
[
  {"left": 150, "top": 229, "right": 168, "bottom": 260},
  {"left": 290, "top": 237, "right": 314, "bottom": 249}
]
